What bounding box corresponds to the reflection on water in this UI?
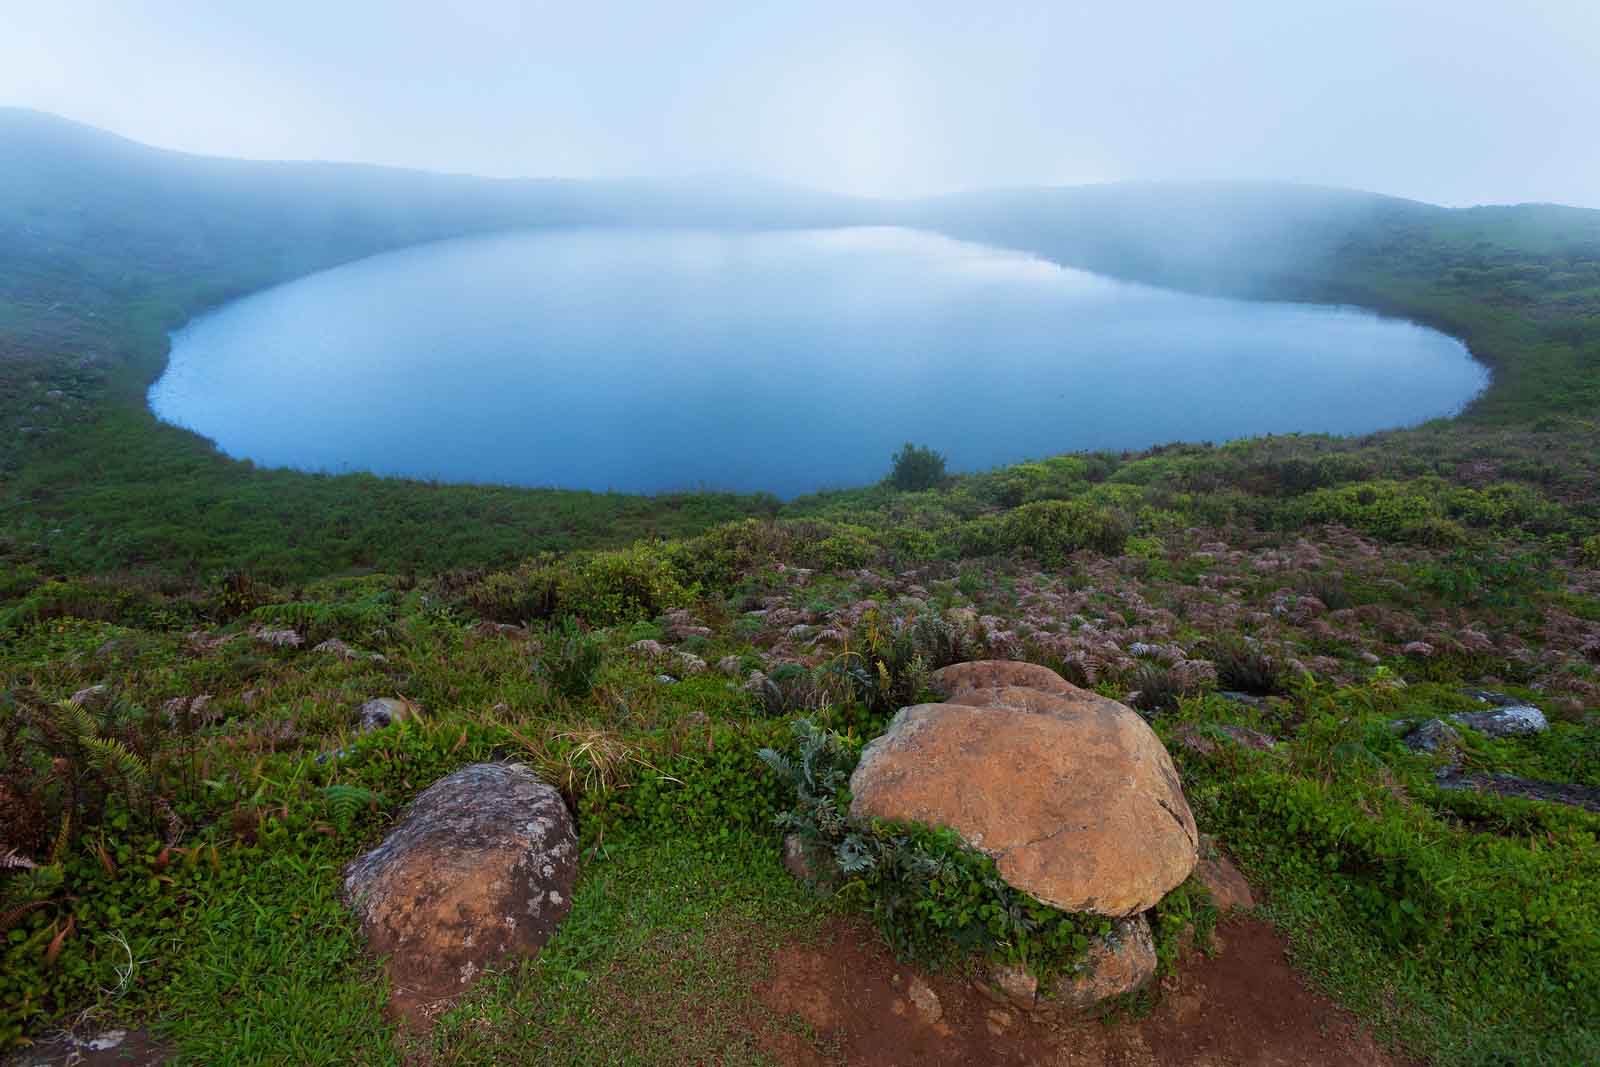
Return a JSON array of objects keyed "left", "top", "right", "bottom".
[{"left": 150, "top": 227, "right": 1487, "bottom": 497}]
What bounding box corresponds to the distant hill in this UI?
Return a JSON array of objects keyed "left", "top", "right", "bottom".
[
  {"left": 899, "top": 181, "right": 1448, "bottom": 298},
  {"left": 0, "top": 107, "right": 869, "bottom": 321}
]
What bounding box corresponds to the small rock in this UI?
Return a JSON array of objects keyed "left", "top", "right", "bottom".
[
  {"left": 313, "top": 638, "right": 361, "bottom": 660},
  {"left": 906, "top": 975, "right": 943, "bottom": 1024},
  {"left": 1358, "top": 651, "right": 1382, "bottom": 665},
  {"left": 69, "top": 684, "right": 108, "bottom": 708},
  {"left": 781, "top": 833, "right": 836, "bottom": 895},
  {"left": 675, "top": 651, "right": 707, "bottom": 676},
  {"left": 989, "top": 963, "right": 1038, "bottom": 1010},
  {"left": 1194, "top": 836, "right": 1254, "bottom": 912},
  {"left": 1434, "top": 770, "right": 1600, "bottom": 813},
  {"left": 357, "top": 697, "right": 421, "bottom": 732},
  {"left": 1403, "top": 718, "right": 1462, "bottom": 755},
  {"left": 654, "top": 674, "right": 677, "bottom": 685},
  {"left": 629, "top": 639, "right": 667, "bottom": 658},
  {"left": 1401, "top": 641, "right": 1435, "bottom": 657},
  {"left": 1450, "top": 705, "right": 1547, "bottom": 738},
  {"left": 985, "top": 1008, "right": 1014, "bottom": 1036},
  {"left": 716, "top": 655, "right": 742, "bottom": 677}
]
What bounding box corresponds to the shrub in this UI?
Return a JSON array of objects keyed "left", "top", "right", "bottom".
[
  {"left": 887, "top": 443, "right": 947, "bottom": 492},
  {"left": 463, "top": 558, "right": 563, "bottom": 624},
  {"left": 563, "top": 546, "right": 689, "bottom": 626},
  {"left": 1128, "top": 662, "right": 1209, "bottom": 714},
  {"left": 1580, "top": 533, "right": 1600, "bottom": 568},
  {"left": 967, "top": 499, "right": 1131, "bottom": 563},
  {"left": 534, "top": 617, "right": 605, "bottom": 700},
  {"left": 1206, "top": 637, "right": 1284, "bottom": 695}
]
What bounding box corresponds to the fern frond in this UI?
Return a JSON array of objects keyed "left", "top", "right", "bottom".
[
  {"left": 755, "top": 747, "right": 798, "bottom": 786},
  {"left": 83, "top": 737, "right": 150, "bottom": 787},
  {"left": 48, "top": 812, "right": 71, "bottom": 865},
  {"left": 49, "top": 698, "right": 101, "bottom": 744},
  {"left": 323, "top": 784, "right": 383, "bottom": 834}
]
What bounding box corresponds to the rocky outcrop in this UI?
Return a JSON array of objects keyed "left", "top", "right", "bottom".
[
  {"left": 850, "top": 662, "right": 1198, "bottom": 916},
  {"left": 1434, "top": 770, "right": 1600, "bottom": 813},
  {"left": 1450, "top": 705, "right": 1547, "bottom": 738},
  {"left": 342, "top": 762, "right": 577, "bottom": 1017}
]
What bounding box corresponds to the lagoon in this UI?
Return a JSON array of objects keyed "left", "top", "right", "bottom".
[{"left": 150, "top": 227, "right": 1488, "bottom": 497}]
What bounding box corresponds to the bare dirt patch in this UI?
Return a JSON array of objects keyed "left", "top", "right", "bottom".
[{"left": 759, "top": 916, "right": 1410, "bottom": 1066}]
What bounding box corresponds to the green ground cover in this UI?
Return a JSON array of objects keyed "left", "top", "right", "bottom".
[{"left": 3, "top": 113, "right": 1600, "bottom": 1063}]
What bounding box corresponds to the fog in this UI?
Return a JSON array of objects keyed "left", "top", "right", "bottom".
[{"left": 5, "top": 1, "right": 1599, "bottom": 207}]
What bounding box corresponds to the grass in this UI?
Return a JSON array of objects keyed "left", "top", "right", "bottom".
[
  {"left": 411, "top": 835, "right": 827, "bottom": 1066},
  {"left": 3, "top": 116, "right": 1600, "bottom": 1063}
]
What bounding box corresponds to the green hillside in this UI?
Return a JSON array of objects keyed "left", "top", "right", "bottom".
[{"left": 3, "top": 113, "right": 1599, "bottom": 1064}]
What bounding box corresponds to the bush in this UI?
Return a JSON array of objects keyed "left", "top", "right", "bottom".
[
  {"left": 887, "top": 443, "right": 948, "bottom": 492},
  {"left": 1580, "top": 533, "right": 1600, "bottom": 568},
  {"left": 1206, "top": 637, "right": 1284, "bottom": 695},
  {"left": 463, "top": 558, "right": 563, "bottom": 624},
  {"left": 962, "top": 499, "right": 1130, "bottom": 563},
  {"left": 534, "top": 617, "right": 605, "bottom": 700},
  {"left": 758, "top": 719, "right": 1106, "bottom": 971}
]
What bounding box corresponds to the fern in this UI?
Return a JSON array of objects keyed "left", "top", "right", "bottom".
[
  {"left": 323, "top": 784, "right": 383, "bottom": 834},
  {"left": 48, "top": 698, "right": 101, "bottom": 745},
  {"left": 84, "top": 737, "right": 150, "bottom": 788}
]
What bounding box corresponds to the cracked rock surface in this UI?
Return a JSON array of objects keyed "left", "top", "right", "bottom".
[{"left": 849, "top": 660, "right": 1197, "bottom": 916}]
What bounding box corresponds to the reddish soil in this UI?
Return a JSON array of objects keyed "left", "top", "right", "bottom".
[{"left": 758, "top": 917, "right": 1409, "bottom": 1066}]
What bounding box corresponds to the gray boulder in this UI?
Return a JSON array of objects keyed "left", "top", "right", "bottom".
[{"left": 1450, "top": 705, "right": 1547, "bottom": 738}]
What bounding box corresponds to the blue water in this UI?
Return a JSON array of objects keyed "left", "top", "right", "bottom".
[{"left": 150, "top": 227, "right": 1487, "bottom": 497}]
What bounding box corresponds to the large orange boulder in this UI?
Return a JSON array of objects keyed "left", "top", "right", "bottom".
[
  {"left": 342, "top": 762, "right": 577, "bottom": 1018},
  {"left": 850, "top": 663, "right": 1197, "bottom": 916}
]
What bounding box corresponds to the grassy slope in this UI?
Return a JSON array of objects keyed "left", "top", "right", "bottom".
[{"left": 3, "top": 114, "right": 1600, "bottom": 1065}]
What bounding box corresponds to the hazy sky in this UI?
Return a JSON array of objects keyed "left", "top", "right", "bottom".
[{"left": 6, "top": 1, "right": 1599, "bottom": 207}]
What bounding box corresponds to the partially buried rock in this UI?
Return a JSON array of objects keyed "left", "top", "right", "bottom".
[
  {"left": 342, "top": 762, "right": 577, "bottom": 1019},
  {"left": 1403, "top": 718, "right": 1462, "bottom": 755},
  {"left": 1047, "top": 914, "right": 1157, "bottom": 1016},
  {"left": 1194, "top": 835, "right": 1254, "bottom": 913},
  {"left": 851, "top": 665, "right": 1198, "bottom": 916},
  {"left": 781, "top": 832, "right": 838, "bottom": 896}
]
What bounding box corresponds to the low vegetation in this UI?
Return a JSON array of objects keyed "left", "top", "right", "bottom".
[{"left": 3, "top": 114, "right": 1599, "bottom": 1062}]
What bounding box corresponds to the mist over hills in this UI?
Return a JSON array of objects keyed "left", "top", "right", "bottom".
[{"left": 15, "top": 105, "right": 1596, "bottom": 323}]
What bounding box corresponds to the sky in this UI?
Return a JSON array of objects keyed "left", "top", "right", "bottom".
[{"left": 5, "top": 1, "right": 1599, "bottom": 207}]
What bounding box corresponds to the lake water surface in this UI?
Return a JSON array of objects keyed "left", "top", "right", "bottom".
[{"left": 151, "top": 227, "right": 1488, "bottom": 497}]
